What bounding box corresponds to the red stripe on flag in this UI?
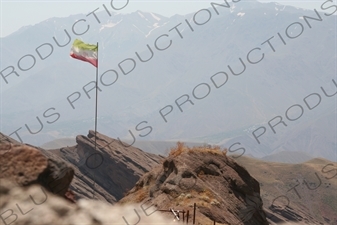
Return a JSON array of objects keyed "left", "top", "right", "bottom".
[{"left": 70, "top": 53, "right": 98, "bottom": 67}]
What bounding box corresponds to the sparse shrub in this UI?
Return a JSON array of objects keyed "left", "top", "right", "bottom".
[
  {"left": 169, "top": 142, "right": 187, "bottom": 157},
  {"left": 210, "top": 199, "right": 221, "bottom": 206},
  {"left": 201, "top": 188, "right": 214, "bottom": 198},
  {"left": 222, "top": 148, "right": 228, "bottom": 156},
  {"left": 199, "top": 195, "right": 210, "bottom": 203},
  {"left": 177, "top": 193, "right": 185, "bottom": 200},
  {"left": 134, "top": 188, "right": 148, "bottom": 203},
  {"left": 169, "top": 142, "right": 228, "bottom": 158},
  {"left": 186, "top": 193, "right": 193, "bottom": 199}
]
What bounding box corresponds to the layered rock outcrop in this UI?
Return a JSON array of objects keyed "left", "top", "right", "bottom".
[
  {"left": 43, "top": 130, "right": 164, "bottom": 203},
  {"left": 120, "top": 145, "right": 269, "bottom": 225}
]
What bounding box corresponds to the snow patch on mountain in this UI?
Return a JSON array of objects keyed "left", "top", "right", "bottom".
[
  {"left": 99, "top": 20, "right": 122, "bottom": 32},
  {"left": 145, "top": 22, "right": 162, "bottom": 37},
  {"left": 150, "top": 12, "right": 161, "bottom": 21},
  {"left": 138, "top": 11, "right": 145, "bottom": 18},
  {"left": 132, "top": 24, "right": 146, "bottom": 35}
]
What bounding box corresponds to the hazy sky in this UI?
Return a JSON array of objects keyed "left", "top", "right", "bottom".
[{"left": 0, "top": 0, "right": 329, "bottom": 37}]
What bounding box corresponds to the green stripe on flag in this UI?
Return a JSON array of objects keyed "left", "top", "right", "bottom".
[{"left": 73, "top": 39, "right": 97, "bottom": 51}]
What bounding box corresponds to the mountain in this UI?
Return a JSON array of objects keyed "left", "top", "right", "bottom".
[
  {"left": 204, "top": 108, "right": 337, "bottom": 161},
  {"left": 261, "top": 150, "right": 314, "bottom": 164},
  {"left": 40, "top": 137, "right": 77, "bottom": 149},
  {"left": 1, "top": 1, "right": 336, "bottom": 162},
  {"left": 235, "top": 155, "right": 337, "bottom": 224}
]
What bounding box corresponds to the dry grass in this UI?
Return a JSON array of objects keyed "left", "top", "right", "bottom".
[
  {"left": 168, "top": 142, "right": 227, "bottom": 158},
  {"left": 197, "top": 189, "right": 222, "bottom": 208},
  {"left": 134, "top": 188, "right": 148, "bottom": 203},
  {"left": 175, "top": 188, "right": 217, "bottom": 206},
  {"left": 169, "top": 141, "right": 187, "bottom": 157},
  {"left": 201, "top": 188, "right": 214, "bottom": 198}
]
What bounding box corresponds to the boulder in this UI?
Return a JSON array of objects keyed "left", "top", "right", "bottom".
[{"left": 0, "top": 143, "right": 74, "bottom": 200}]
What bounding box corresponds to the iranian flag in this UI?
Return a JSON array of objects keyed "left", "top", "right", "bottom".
[{"left": 70, "top": 39, "right": 98, "bottom": 67}]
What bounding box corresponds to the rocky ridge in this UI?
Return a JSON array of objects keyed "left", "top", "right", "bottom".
[
  {"left": 1, "top": 132, "right": 330, "bottom": 224},
  {"left": 31, "top": 130, "right": 164, "bottom": 203},
  {"left": 120, "top": 144, "right": 269, "bottom": 225}
]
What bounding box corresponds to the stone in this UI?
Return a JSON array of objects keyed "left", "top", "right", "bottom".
[{"left": 0, "top": 143, "right": 74, "bottom": 200}]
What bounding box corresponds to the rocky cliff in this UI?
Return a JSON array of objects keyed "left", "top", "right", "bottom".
[{"left": 119, "top": 143, "right": 269, "bottom": 225}]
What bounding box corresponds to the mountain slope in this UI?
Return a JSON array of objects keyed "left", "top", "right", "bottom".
[
  {"left": 235, "top": 156, "right": 337, "bottom": 224},
  {"left": 261, "top": 151, "right": 314, "bottom": 164}
]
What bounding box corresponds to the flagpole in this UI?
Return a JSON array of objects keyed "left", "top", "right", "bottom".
[
  {"left": 95, "top": 42, "right": 98, "bottom": 153},
  {"left": 93, "top": 42, "right": 98, "bottom": 199}
]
